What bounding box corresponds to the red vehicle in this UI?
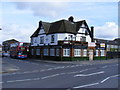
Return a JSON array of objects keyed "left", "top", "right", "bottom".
[{"left": 10, "top": 42, "right": 29, "bottom": 59}]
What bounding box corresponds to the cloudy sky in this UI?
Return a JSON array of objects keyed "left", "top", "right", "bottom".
[{"left": 0, "top": 1, "right": 119, "bottom": 44}]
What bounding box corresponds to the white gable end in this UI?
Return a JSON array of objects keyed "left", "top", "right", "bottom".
[
  {"left": 78, "top": 23, "right": 86, "bottom": 33},
  {"left": 38, "top": 26, "right": 45, "bottom": 34}
]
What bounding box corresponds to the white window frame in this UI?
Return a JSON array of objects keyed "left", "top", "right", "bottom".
[
  {"left": 56, "top": 48, "right": 59, "bottom": 56},
  {"left": 36, "top": 49, "right": 40, "bottom": 55},
  {"left": 83, "top": 49, "right": 87, "bottom": 56},
  {"left": 74, "top": 49, "right": 81, "bottom": 57},
  {"left": 44, "top": 48, "right": 48, "bottom": 56},
  {"left": 95, "top": 50, "right": 99, "bottom": 56},
  {"left": 100, "top": 50, "right": 105, "bottom": 56},
  {"left": 51, "top": 35, "right": 55, "bottom": 43},
  {"left": 40, "top": 36, "right": 44, "bottom": 44},
  {"left": 50, "top": 48, "right": 55, "bottom": 56},
  {"left": 63, "top": 48, "right": 70, "bottom": 57}
]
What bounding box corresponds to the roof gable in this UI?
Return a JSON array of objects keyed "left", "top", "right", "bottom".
[
  {"left": 31, "top": 21, "right": 51, "bottom": 37},
  {"left": 31, "top": 19, "right": 92, "bottom": 38}
]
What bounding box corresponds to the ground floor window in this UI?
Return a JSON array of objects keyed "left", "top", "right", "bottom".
[
  {"left": 83, "top": 49, "right": 87, "bottom": 56},
  {"left": 100, "top": 50, "right": 105, "bottom": 56},
  {"left": 36, "top": 49, "right": 40, "bottom": 55},
  {"left": 63, "top": 48, "right": 70, "bottom": 57},
  {"left": 31, "top": 49, "right": 34, "bottom": 55},
  {"left": 95, "top": 50, "right": 99, "bottom": 56},
  {"left": 50, "top": 49, "right": 55, "bottom": 56},
  {"left": 56, "top": 49, "right": 59, "bottom": 56},
  {"left": 44, "top": 48, "right": 48, "bottom": 56},
  {"left": 74, "top": 49, "right": 81, "bottom": 57}
]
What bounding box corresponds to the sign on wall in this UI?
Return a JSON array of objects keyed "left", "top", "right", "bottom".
[
  {"left": 88, "top": 42, "right": 96, "bottom": 47},
  {"left": 100, "top": 43, "right": 105, "bottom": 47}
]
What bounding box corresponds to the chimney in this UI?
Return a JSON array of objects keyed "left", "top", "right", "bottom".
[
  {"left": 39, "top": 21, "right": 42, "bottom": 27},
  {"left": 68, "top": 16, "right": 74, "bottom": 22},
  {"left": 91, "top": 26, "right": 94, "bottom": 42}
]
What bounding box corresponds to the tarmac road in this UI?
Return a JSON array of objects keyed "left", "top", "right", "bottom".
[{"left": 1, "top": 57, "right": 119, "bottom": 89}]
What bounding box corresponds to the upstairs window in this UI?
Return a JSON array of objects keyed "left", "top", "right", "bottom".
[
  {"left": 34, "top": 38, "right": 37, "bottom": 43},
  {"left": 51, "top": 35, "right": 55, "bottom": 43},
  {"left": 40, "top": 36, "right": 44, "bottom": 44},
  {"left": 80, "top": 36, "right": 86, "bottom": 42}
]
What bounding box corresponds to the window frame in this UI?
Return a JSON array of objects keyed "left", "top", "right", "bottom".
[
  {"left": 100, "top": 50, "right": 105, "bottom": 56},
  {"left": 83, "top": 49, "right": 87, "bottom": 56},
  {"left": 40, "top": 36, "right": 44, "bottom": 44},
  {"left": 51, "top": 35, "right": 55, "bottom": 43},
  {"left": 56, "top": 48, "right": 59, "bottom": 56},
  {"left": 50, "top": 48, "right": 55, "bottom": 56},
  {"left": 74, "top": 49, "right": 81, "bottom": 57},
  {"left": 36, "top": 48, "right": 40, "bottom": 55},
  {"left": 63, "top": 48, "right": 70, "bottom": 57},
  {"left": 95, "top": 50, "right": 99, "bottom": 56},
  {"left": 43, "top": 48, "right": 48, "bottom": 56}
]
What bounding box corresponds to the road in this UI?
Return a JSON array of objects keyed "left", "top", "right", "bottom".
[{"left": 1, "top": 57, "right": 119, "bottom": 89}]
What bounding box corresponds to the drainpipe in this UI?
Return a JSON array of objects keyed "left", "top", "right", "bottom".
[{"left": 91, "top": 26, "right": 94, "bottom": 42}]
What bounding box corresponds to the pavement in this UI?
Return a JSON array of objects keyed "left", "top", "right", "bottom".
[
  {"left": 30, "top": 58, "right": 119, "bottom": 65},
  {"left": 0, "top": 57, "right": 19, "bottom": 74},
  {"left": 1, "top": 57, "right": 119, "bottom": 74}
]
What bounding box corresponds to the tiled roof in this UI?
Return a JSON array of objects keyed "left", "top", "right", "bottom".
[{"left": 31, "top": 19, "right": 91, "bottom": 38}]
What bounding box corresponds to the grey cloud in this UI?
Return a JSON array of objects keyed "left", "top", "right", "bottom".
[{"left": 13, "top": 2, "right": 67, "bottom": 18}]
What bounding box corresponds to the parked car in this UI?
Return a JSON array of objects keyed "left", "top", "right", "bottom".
[{"left": 2, "top": 53, "right": 9, "bottom": 57}]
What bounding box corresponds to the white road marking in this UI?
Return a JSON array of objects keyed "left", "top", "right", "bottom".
[
  {"left": 60, "top": 73, "right": 66, "bottom": 75},
  {"left": 0, "top": 82, "right": 3, "bottom": 84},
  {"left": 7, "top": 79, "right": 34, "bottom": 83},
  {"left": 74, "top": 71, "right": 104, "bottom": 77},
  {"left": 102, "top": 66, "right": 108, "bottom": 68},
  {"left": 101, "top": 74, "right": 120, "bottom": 83},
  {"left": 67, "top": 69, "right": 89, "bottom": 74},
  {"left": 102, "top": 64, "right": 118, "bottom": 69},
  {"left": 44, "top": 65, "right": 56, "bottom": 67},
  {"left": 47, "top": 68, "right": 53, "bottom": 70},
  {"left": 73, "top": 83, "right": 99, "bottom": 88},
  {"left": 66, "top": 66, "right": 70, "bottom": 68},
  {"left": 40, "top": 70, "right": 45, "bottom": 72},
  {"left": 70, "top": 65, "right": 76, "bottom": 67},
  {"left": 100, "top": 77, "right": 110, "bottom": 83},
  {"left": 41, "top": 74, "right": 59, "bottom": 79},
  {"left": 110, "top": 74, "right": 120, "bottom": 78}
]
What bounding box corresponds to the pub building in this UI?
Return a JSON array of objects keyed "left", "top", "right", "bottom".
[{"left": 30, "top": 16, "right": 106, "bottom": 61}]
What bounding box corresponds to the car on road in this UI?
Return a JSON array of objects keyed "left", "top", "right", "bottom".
[{"left": 2, "top": 53, "right": 9, "bottom": 57}]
